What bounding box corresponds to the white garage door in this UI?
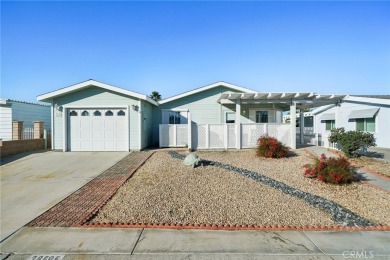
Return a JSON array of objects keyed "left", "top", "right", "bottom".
[{"left": 68, "top": 108, "right": 128, "bottom": 151}]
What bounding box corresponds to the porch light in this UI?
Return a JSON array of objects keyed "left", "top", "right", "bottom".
[
  {"left": 132, "top": 104, "right": 139, "bottom": 111},
  {"left": 54, "top": 104, "right": 62, "bottom": 111}
]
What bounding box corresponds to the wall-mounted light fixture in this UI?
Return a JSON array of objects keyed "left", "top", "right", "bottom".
[
  {"left": 132, "top": 104, "right": 139, "bottom": 111},
  {"left": 54, "top": 104, "right": 63, "bottom": 111}
]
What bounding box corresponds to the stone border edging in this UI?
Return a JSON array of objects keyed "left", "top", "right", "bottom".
[{"left": 79, "top": 222, "right": 390, "bottom": 231}]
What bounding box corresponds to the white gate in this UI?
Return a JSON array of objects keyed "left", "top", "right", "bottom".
[{"left": 159, "top": 124, "right": 188, "bottom": 147}]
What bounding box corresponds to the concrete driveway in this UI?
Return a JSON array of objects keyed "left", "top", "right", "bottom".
[{"left": 0, "top": 151, "right": 129, "bottom": 242}]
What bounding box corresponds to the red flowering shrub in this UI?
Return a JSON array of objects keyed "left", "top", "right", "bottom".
[
  {"left": 303, "top": 154, "right": 355, "bottom": 184},
  {"left": 256, "top": 135, "right": 289, "bottom": 158}
]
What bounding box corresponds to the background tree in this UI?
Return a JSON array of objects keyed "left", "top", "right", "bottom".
[{"left": 150, "top": 91, "right": 161, "bottom": 101}]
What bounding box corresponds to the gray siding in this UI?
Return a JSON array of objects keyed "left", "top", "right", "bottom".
[
  {"left": 222, "top": 103, "right": 285, "bottom": 124},
  {"left": 0, "top": 106, "right": 12, "bottom": 140},
  {"left": 52, "top": 86, "right": 141, "bottom": 150},
  {"left": 10, "top": 101, "right": 51, "bottom": 130},
  {"left": 141, "top": 100, "right": 153, "bottom": 149},
  {"left": 153, "top": 86, "right": 243, "bottom": 144}
]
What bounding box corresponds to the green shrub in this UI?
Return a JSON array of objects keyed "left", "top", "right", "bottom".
[
  {"left": 256, "top": 135, "right": 289, "bottom": 158},
  {"left": 303, "top": 154, "right": 355, "bottom": 184},
  {"left": 328, "top": 128, "right": 376, "bottom": 158}
]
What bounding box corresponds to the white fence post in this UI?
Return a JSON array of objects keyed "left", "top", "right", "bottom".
[
  {"left": 264, "top": 123, "right": 268, "bottom": 135},
  {"left": 44, "top": 129, "right": 47, "bottom": 149},
  {"left": 290, "top": 102, "right": 296, "bottom": 149},
  {"left": 235, "top": 100, "right": 241, "bottom": 150},
  {"left": 187, "top": 113, "right": 192, "bottom": 150}
]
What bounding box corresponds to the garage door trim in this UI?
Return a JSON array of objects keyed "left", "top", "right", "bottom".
[{"left": 63, "top": 105, "right": 130, "bottom": 151}]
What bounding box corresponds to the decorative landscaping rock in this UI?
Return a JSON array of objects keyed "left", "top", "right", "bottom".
[
  {"left": 183, "top": 152, "right": 203, "bottom": 168},
  {"left": 168, "top": 151, "right": 375, "bottom": 227}
]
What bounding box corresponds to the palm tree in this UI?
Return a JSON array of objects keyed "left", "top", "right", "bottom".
[{"left": 150, "top": 91, "right": 161, "bottom": 101}]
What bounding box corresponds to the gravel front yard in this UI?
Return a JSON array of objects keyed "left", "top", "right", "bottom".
[
  {"left": 92, "top": 150, "right": 390, "bottom": 227},
  {"left": 350, "top": 156, "right": 390, "bottom": 178}
]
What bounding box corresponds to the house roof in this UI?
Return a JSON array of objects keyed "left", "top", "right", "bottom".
[
  {"left": 351, "top": 95, "right": 390, "bottom": 100},
  {"left": 346, "top": 95, "right": 390, "bottom": 105},
  {"left": 37, "top": 79, "right": 159, "bottom": 106},
  {"left": 159, "top": 81, "right": 256, "bottom": 104},
  {"left": 0, "top": 98, "right": 50, "bottom": 107},
  {"left": 312, "top": 95, "right": 390, "bottom": 115}
]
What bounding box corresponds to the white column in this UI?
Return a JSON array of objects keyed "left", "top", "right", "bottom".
[
  {"left": 62, "top": 108, "right": 67, "bottom": 152},
  {"left": 187, "top": 112, "right": 192, "bottom": 150},
  {"left": 138, "top": 100, "right": 142, "bottom": 150},
  {"left": 335, "top": 103, "right": 340, "bottom": 128},
  {"left": 300, "top": 110, "right": 304, "bottom": 144},
  {"left": 290, "top": 102, "right": 296, "bottom": 149},
  {"left": 51, "top": 100, "right": 54, "bottom": 150},
  {"left": 236, "top": 99, "right": 241, "bottom": 149}
]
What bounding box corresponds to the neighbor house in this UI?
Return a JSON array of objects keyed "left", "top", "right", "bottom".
[
  {"left": 312, "top": 95, "right": 390, "bottom": 149},
  {"left": 0, "top": 98, "right": 51, "bottom": 141},
  {"left": 38, "top": 79, "right": 345, "bottom": 151}
]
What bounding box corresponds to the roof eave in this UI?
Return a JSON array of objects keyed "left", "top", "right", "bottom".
[
  {"left": 37, "top": 80, "right": 158, "bottom": 106},
  {"left": 159, "top": 81, "right": 255, "bottom": 104}
]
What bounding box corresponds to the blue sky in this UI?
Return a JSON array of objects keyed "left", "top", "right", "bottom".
[{"left": 1, "top": 1, "right": 389, "bottom": 103}]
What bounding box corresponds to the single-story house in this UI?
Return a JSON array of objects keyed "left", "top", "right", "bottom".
[
  {"left": 312, "top": 95, "right": 390, "bottom": 149},
  {"left": 0, "top": 98, "right": 51, "bottom": 140},
  {"left": 37, "top": 79, "right": 346, "bottom": 152}
]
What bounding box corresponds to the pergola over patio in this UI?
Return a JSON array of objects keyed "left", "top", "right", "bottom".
[{"left": 217, "top": 92, "right": 346, "bottom": 149}]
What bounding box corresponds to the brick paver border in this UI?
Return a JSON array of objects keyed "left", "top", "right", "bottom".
[{"left": 27, "top": 151, "right": 154, "bottom": 227}]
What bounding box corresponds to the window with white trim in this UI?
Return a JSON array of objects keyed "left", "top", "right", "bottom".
[
  {"left": 324, "top": 120, "right": 335, "bottom": 131},
  {"left": 226, "top": 112, "right": 235, "bottom": 123},
  {"left": 356, "top": 117, "right": 375, "bottom": 132},
  {"left": 256, "top": 111, "right": 268, "bottom": 123},
  {"left": 169, "top": 111, "right": 181, "bottom": 124}
]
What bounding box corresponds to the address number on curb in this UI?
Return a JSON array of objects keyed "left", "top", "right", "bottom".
[{"left": 27, "top": 255, "right": 65, "bottom": 260}]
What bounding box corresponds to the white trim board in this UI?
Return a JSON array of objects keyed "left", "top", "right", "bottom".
[
  {"left": 159, "top": 81, "right": 256, "bottom": 104},
  {"left": 37, "top": 79, "right": 158, "bottom": 106}
]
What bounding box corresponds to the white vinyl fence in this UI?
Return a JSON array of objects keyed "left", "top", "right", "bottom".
[
  {"left": 160, "top": 123, "right": 291, "bottom": 149},
  {"left": 192, "top": 124, "right": 237, "bottom": 150},
  {"left": 159, "top": 124, "right": 188, "bottom": 147},
  {"left": 22, "top": 127, "right": 34, "bottom": 140}
]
